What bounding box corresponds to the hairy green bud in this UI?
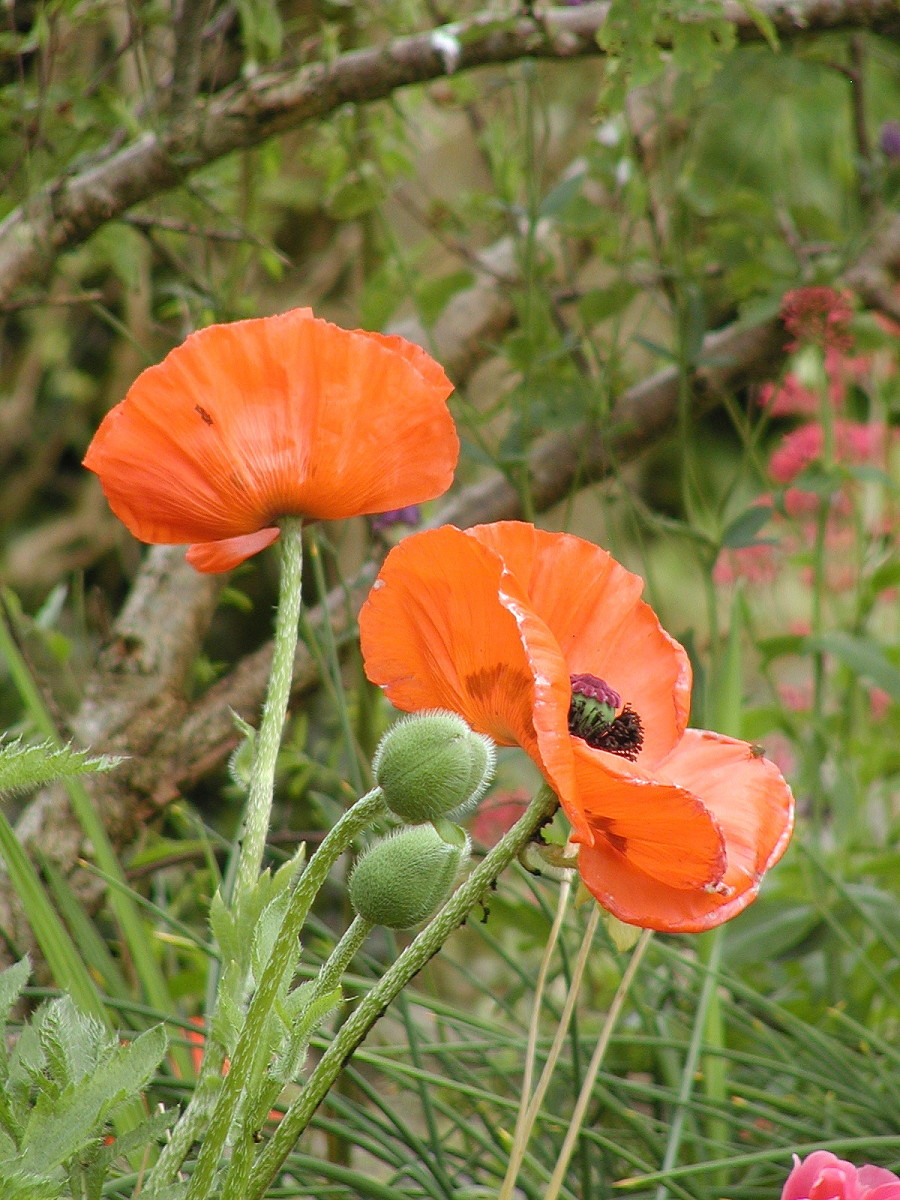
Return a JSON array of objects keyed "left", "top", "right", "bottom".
[
  {"left": 349, "top": 823, "right": 470, "bottom": 930},
  {"left": 373, "top": 711, "right": 495, "bottom": 823}
]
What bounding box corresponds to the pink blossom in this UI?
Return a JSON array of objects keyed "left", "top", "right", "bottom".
[
  {"left": 781, "top": 287, "right": 854, "bottom": 351},
  {"left": 770, "top": 424, "right": 824, "bottom": 485},
  {"left": 870, "top": 688, "right": 892, "bottom": 720},
  {"left": 779, "top": 683, "right": 812, "bottom": 713},
  {"left": 713, "top": 542, "right": 780, "bottom": 586},
  {"left": 470, "top": 789, "right": 530, "bottom": 847},
  {"left": 759, "top": 374, "right": 821, "bottom": 417},
  {"left": 769, "top": 421, "right": 889, "bottom": 487},
  {"left": 783, "top": 486, "right": 821, "bottom": 516},
  {"left": 781, "top": 1151, "right": 900, "bottom": 1200}
]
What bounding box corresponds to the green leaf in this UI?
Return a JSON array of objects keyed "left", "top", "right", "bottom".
[
  {"left": 807, "top": 633, "right": 900, "bottom": 702},
  {"left": 721, "top": 504, "right": 773, "bottom": 549},
  {"left": 327, "top": 171, "right": 384, "bottom": 221},
  {"left": 0, "top": 959, "right": 30, "bottom": 1032},
  {"left": 539, "top": 171, "right": 585, "bottom": 218},
  {"left": 724, "top": 901, "right": 820, "bottom": 966},
  {"left": 731, "top": 0, "right": 780, "bottom": 51},
  {"left": 84, "top": 1106, "right": 177, "bottom": 1197},
  {"left": 630, "top": 334, "right": 678, "bottom": 362},
  {"left": 0, "top": 1165, "right": 61, "bottom": 1200},
  {"left": 415, "top": 270, "right": 474, "bottom": 325},
  {"left": 20, "top": 1023, "right": 167, "bottom": 1175},
  {"left": 0, "top": 737, "right": 121, "bottom": 797},
  {"left": 578, "top": 280, "right": 639, "bottom": 325},
  {"left": 756, "top": 634, "right": 806, "bottom": 666}
]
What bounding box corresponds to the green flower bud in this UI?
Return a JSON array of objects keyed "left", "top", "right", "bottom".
[
  {"left": 349, "top": 823, "right": 470, "bottom": 929},
  {"left": 373, "top": 710, "right": 495, "bottom": 824}
]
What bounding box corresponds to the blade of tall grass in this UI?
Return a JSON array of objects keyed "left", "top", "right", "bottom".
[
  {"left": 0, "top": 597, "right": 193, "bottom": 1076},
  {"left": 0, "top": 808, "right": 107, "bottom": 1022},
  {"left": 35, "top": 850, "right": 131, "bottom": 1003}
]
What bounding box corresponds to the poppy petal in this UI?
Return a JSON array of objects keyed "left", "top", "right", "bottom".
[
  {"left": 185, "top": 528, "right": 281, "bottom": 573},
  {"left": 359, "top": 526, "right": 583, "bottom": 833},
  {"left": 467, "top": 523, "right": 691, "bottom": 765},
  {"left": 571, "top": 739, "right": 726, "bottom": 888},
  {"left": 654, "top": 728, "right": 795, "bottom": 892},
  {"left": 83, "top": 308, "right": 458, "bottom": 546},
  {"left": 577, "top": 729, "right": 794, "bottom": 932}
]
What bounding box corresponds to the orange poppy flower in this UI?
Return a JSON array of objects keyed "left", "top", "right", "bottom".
[
  {"left": 83, "top": 308, "right": 458, "bottom": 573},
  {"left": 359, "top": 522, "right": 794, "bottom": 932}
]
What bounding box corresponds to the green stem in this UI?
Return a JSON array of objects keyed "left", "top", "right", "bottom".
[
  {"left": 245, "top": 784, "right": 561, "bottom": 1200},
  {"left": 218, "top": 922, "right": 374, "bottom": 1200},
  {"left": 231, "top": 517, "right": 304, "bottom": 908},
  {"left": 314, "top": 915, "right": 373, "bottom": 1000},
  {"left": 148, "top": 519, "right": 305, "bottom": 1195},
  {"left": 185, "top": 787, "right": 385, "bottom": 1200}
]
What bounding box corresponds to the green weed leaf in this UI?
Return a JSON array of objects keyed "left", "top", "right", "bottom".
[
  {"left": 721, "top": 504, "right": 773, "bottom": 549},
  {"left": 0, "top": 737, "right": 121, "bottom": 798},
  {"left": 19, "top": 1021, "right": 167, "bottom": 1175},
  {"left": 807, "top": 633, "right": 900, "bottom": 702}
]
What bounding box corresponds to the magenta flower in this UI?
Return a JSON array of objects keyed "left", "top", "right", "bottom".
[{"left": 781, "top": 1152, "right": 900, "bottom": 1200}]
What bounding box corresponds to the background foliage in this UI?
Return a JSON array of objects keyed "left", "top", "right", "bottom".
[{"left": 0, "top": 1, "right": 898, "bottom": 1197}]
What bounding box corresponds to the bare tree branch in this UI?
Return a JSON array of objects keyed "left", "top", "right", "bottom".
[{"left": 0, "top": 0, "right": 897, "bottom": 308}]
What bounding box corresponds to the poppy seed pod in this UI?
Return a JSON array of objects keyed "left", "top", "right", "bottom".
[
  {"left": 349, "top": 824, "right": 470, "bottom": 929},
  {"left": 372, "top": 711, "right": 495, "bottom": 824}
]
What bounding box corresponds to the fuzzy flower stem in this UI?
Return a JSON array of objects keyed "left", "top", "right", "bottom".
[
  {"left": 185, "top": 786, "right": 386, "bottom": 1200},
  {"left": 245, "top": 784, "right": 561, "bottom": 1200},
  {"left": 231, "top": 517, "right": 304, "bottom": 908},
  {"left": 314, "top": 915, "right": 373, "bottom": 1000}
]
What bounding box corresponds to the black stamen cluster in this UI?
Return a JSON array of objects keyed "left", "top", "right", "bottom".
[
  {"left": 569, "top": 702, "right": 644, "bottom": 761},
  {"left": 592, "top": 705, "right": 644, "bottom": 761}
]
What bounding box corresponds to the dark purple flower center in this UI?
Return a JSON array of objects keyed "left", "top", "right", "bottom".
[{"left": 568, "top": 674, "right": 644, "bottom": 761}]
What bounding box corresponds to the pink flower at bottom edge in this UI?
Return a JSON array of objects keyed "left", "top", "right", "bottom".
[{"left": 782, "top": 1152, "right": 900, "bottom": 1200}]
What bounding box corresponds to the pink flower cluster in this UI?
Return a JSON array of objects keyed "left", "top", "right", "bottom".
[
  {"left": 782, "top": 1152, "right": 900, "bottom": 1200},
  {"left": 717, "top": 287, "right": 896, "bottom": 591},
  {"left": 769, "top": 420, "right": 891, "bottom": 487},
  {"left": 714, "top": 285, "right": 897, "bottom": 732},
  {"left": 781, "top": 287, "right": 854, "bottom": 352}
]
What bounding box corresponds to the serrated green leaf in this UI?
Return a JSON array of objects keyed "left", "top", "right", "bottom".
[
  {"left": 38, "top": 995, "right": 110, "bottom": 1090},
  {"left": 0, "top": 737, "right": 121, "bottom": 797},
  {"left": 20, "top": 1024, "right": 167, "bottom": 1174},
  {"left": 84, "top": 1105, "right": 177, "bottom": 1196},
  {"left": 0, "top": 958, "right": 30, "bottom": 1030},
  {"left": 209, "top": 888, "right": 241, "bottom": 966},
  {"left": 0, "top": 1164, "right": 61, "bottom": 1200}
]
